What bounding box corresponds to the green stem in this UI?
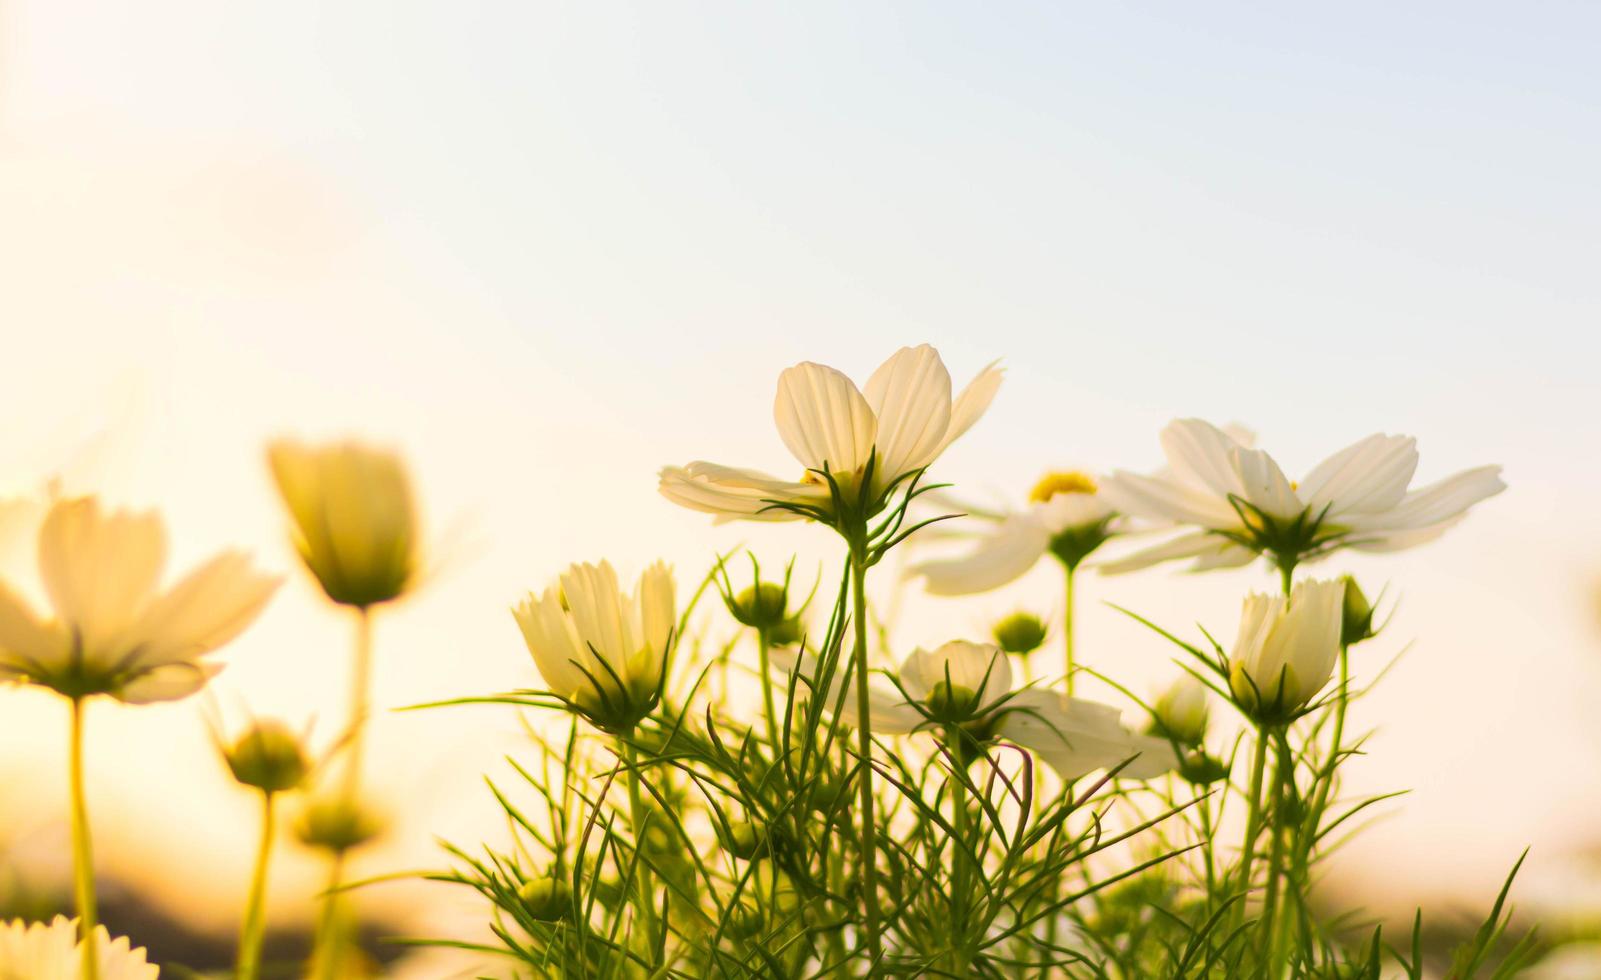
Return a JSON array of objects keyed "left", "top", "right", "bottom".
[
  {"left": 947, "top": 750, "right": 974, "bottom": 974},
  {"left": 1063, "top": 564, "right": 1077, "bottom": 696},
  {"left": 341, "top": 608, "right": 375, "bottom": 801},
  {"left": 623, "top": 739, "right": 661, "bottom": 962},
  {"left": 1278, "top": 560, "right": 1295, "bottom": 597},
  {"left": 1298, "top": 647, "right": 1349, "bottom": 868},
  {"left": 1236, "top": 727, "right": 1271, "bottom": 903},
  {"left": 69, "top": 697, "right": 100, "bottom": 980},
  {"left": 312, "top": 607, "right": 374, "bottom": 978},
  {"left": 849, "top": 550, "right": 884, "bottom": 965},
  {"left": 309, "top": 853, "right": 346, "bottom": 980},
  {"left": 1259, "top": 735, "right": 1294, "bottom": 975},
  {"left": 757, "top": 628, "right": 781, "bottom": 750},
  {"left": 236, "top": 792, "right": 277, "bottom": 980}
]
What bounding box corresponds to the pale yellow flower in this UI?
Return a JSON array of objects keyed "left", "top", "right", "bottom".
[
  {"left": 513, "top": 560, "right": 676, "bottom": 731},
  {"left": 1228, "top": 578, "right": 1345, "bottom": 717},
  {"left": 660, "top": 345, "right": 1002, "bottom": 523},
  {"left": 0, "top": 916, "right": 158, "bottom": 979},
  {"left": 267, "top": 440, "right": 419, "bottom": 608},
  {"left": 0, "top": 497, "right": 278, "bottom": 703}
]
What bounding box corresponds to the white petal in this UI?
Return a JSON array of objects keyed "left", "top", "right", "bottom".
[
  {"left": 863, "top": 344, "right": 952, "bottom": 486},
  {"left": 657, "top": 463, "right": 825, "bottom": 523},
  {"left": 38, "top": 498, "right": 167, "bottom": 660},
  {"left": 998, "top": 689, "right": 1177, "bottom": 780},
  {"left": 1037, "top": 493, "right": 1114, "bottom": 533},
  {"left": 1160, "top": 419, "right": 1247, "bottom": 495},
  {"left": 1097, "top": 531, "right": 1228, "bottom": 575},
  {"left": 0, "top": 581, "right": 68, "bottom": 675},
  {"left": 1187, "top": 542, "right": 1259, "bottom": 571},
  {"left": 117, "top": 660, "right": 224, "bottom": 704},
  {"left": 768, "top": 645, "right": 921, "bottom": 734},
  {"left": 1296, "top": 434, "right": 1418, "bottom": 517},
  {"left": 898, "top": 641, "right": 1012, "bottom": 707},
  {"left": 1230, "top": 448, "right": 1303, "bottom": 522},
  {"left": 562, "top": 561, "right": 629, "bottom": 677},
  {"left": 1097, "top": 472, "right": 1239, "bottom": 530},
  {"left": 910, "top": 513, "right": 1049, "bottom": 595},
  {"left": 514, "top": 588, "right": 588, "bottom": 696},
  {"left": 933, "top": 360, "right": 1004, "bottom": 456},
  {"left": 773, "top": 362, "right": 877, "bottom": 474},
  {"left": 637, "top": 562, "right": 676, "bottom": 661},
  {"left": 128, "top": 552, "right": 280, "bottom": 669},
  {"left": 1342, "top": 465, "right": 1506, "bottom": 534}
]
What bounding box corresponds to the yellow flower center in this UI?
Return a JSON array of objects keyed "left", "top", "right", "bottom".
[{"left": 1028, "top": 470, "right": 1099, "bottom": 503}]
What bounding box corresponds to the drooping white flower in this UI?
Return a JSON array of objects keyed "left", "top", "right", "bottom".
[
  {"left": 513, "top": 560, "right": 676, "bottom": 731},
  {"left": 267, "top": 440, "right": 421, "bottom": 608},
  {"left": 1228, "top": 578, "right": 1345, "bottom": 720},
  {"left": 0, "top": 916, "right": 159, "bottom": 979},
  {"left": 1099, "top": 419, "right": 1505, "bottom": 572},
  {"left": 659, "top": 345, "right": 1003, "bottom": 524},
  {"left": 0, "top": 497, "right": 279, "bottom": 703},
  {"left": 910, "top": 470, "right": 1119, "bottom": 595},
  {"left": 772, "top": 640, "right": 1175, "bottom": 780}
]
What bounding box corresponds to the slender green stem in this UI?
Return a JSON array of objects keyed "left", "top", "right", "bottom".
[
  {"left": 341, "top": 607, "right": 375, "bottom": 801},
  {"left": 312, "top": 606, "right": 375, "bottom": 978},
  {"left": 622, "top": 739, "right": 661, "bottom": 961},
  {"left": 849, "top": 550, "right": 884, "bottom": 965},
  {"left": 309, "top": 853, "right": 347, "bottom": 980},
  {"left": 756, "top": 628, "right": 781, "bottom": 750},
  {"left": 1278, "top": 560, "right": 1295, "bottom": 596},
  {"left": 236, "top": 792, "right": 278, "bottom": 980},
  {"left": 947, "top": 750, "right": 974, "bottom": 974},
  {"left": 69, "top": 697, "right": 100, "bottom": 980},
  {"left": 1063, "top": 564, "right": 1077, "bottom": 696},
  {"left": 1298, "top": 647, "right": 1350, "bottom": 870},
  {"left": 1237, "top": 727, "right": 1271, "bottom": 902},
  {"left": 1259, "top": 735, "right": 1294, "bottom": 975}
]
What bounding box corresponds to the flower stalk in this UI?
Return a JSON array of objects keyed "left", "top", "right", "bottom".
[
  {"left": 69, "top": 697, "right": 100, "bottom": 980},
  {"left": 236, "top": 792, "right": 278, "bottom": 980},
  {"left": 848, "top": 546, "right": 883, "bottom": 961}
]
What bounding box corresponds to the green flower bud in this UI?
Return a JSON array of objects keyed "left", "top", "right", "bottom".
[
  {"left": 1151, "top": 677, "right": 1209, "bottom": 747},
  {"left": 992, "top": 612, "right": 1048, "bottom": 655},
  {"left": 1341, "top": 576, "right": 1378, "bottom": 647},
  {"left": 224, "top": 721, "right": 310, "bottom": 794},
  {"left": 764, "top": 616, "right": 805, "bottom": 647},
  {"left": 730, "top": 583, "right": 791, "bottom": 630},
  {"left": 295, "top": 797, "right": 385, "bottom": 854},
  {"left": 518, "top": 876, "right": 573, "bottom": 921}
]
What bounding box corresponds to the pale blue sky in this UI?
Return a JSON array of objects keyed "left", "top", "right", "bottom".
[{"left": 1, "top": 0, "right": 1598, "bottom": 935}]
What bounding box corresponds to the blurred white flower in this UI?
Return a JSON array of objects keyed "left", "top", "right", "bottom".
[
  {"left": 1228, "top": 578, "right": 1346, "bottom": 719},
  {"left": 659, "top": 345, "right": 1002, "bottom": 523},
  {"left": 0, "top": 916, "right": 158, "bottom": 979},
  {"left": 910, "top": 470, "right": 1119, "bottom": 594},
  {"left": 0, "top": 496, "right": 279, "bottom": 703},
  {"left": 268, "top": 439, "right": 420, "bottom": 608},
  {"left": 513, "top": 560, "right": 676, "bottom": 731},
  {"left": 1099, "top": 419, "right": 1505, "bottom": 572},
  {"left": 772, "top": 640, "right": 1175, "bottom": 780}
]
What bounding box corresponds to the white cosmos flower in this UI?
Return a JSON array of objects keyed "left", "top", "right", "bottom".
[
  {"left": 1099, "top": 419, "right": 1506, "bottom": 573},
  {"left": 659, "top": 345, "right": 1003, "bottom": 524},
  {"left": 1228, "top": 578, "right": 1345, "bottom": 719},
  {"left": 513, "top": 560, "right": 676, "bottom": 731},
  {"left": 910, "top": 471, "right": 1120, "bottom": 595},
  {"left": 771, "top": 640, "right": 1175, "bottom": 780},
  {"left": 0, "top": 497, "right": 280, "bottom": 703},
  {"left": 1151, "top": 674, "right": 1210, "bottom": 746},
  {"left": 0, "top": 916, "right": 159, "bottom": 979}
]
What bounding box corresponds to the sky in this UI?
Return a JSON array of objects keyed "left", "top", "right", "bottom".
[{"left": 1, "top": 0, "right": 1599, "bottom": 951}]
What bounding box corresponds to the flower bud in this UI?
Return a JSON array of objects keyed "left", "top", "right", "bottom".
[
  {"left": 1177, "top": 750, "right": 1230, "bottom": 787},
  {"left": 224, "top": 721, "right": 310, "bottom": 794},
  {"left": 925, "top": 680, "right": 982, "bottom": 724},
  {"left": 729, "top": 583, "right": 790, "bottom": 631},
  {"left": 765, "top": 616, "right": 804, "bottom": 647},
  {"left": 992, "top": 612, "right": 1048, "bottom": 655},
  {"left": 1151, "top": 677, "right": 1209, "bottom": 747},
  {"left": 1228, "top": 579, "right": 1344, "bottom": 723},
  {"left": 518, "top": 876, "right": 573, "bottom": 921},
  {"left": 1341, "top": 576, "right": 1378, "bottom": 647},
  {"left": 295, "top": 797, "right": 385, "bottom": 854},
  {"left": 268, "top": 440, "right": 420, "bottom": 609}
]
